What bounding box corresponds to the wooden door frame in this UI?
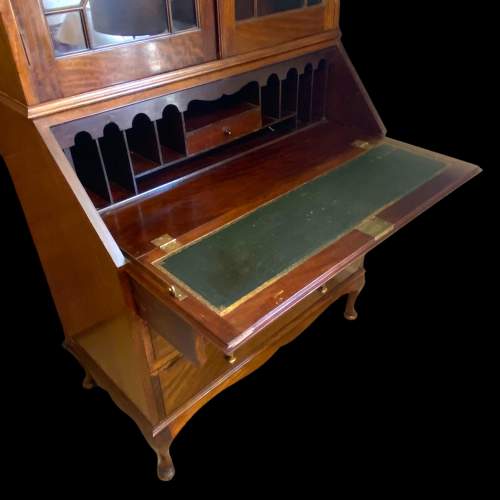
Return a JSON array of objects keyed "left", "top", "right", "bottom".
[
  {"left": 8, "top": 0, "right": 217, "bottom": 102},
  {"left": 218, "top": 0, "right": 339, "bottom": 58}
]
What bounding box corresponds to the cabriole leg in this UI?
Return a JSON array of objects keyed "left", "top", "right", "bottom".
[
  {"left": 156, "top": 446, "right": 175, "bottom": 481},
  {"left": 82, "top": 367, "right": 96, "bottom": 390},
  {"left": 344, "top": 279, "right": 365, "bottom": 321}
]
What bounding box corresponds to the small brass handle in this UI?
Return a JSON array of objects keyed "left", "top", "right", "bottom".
[
  {"left": 223, "top": 127, "right": 232, "bottom": 136},
  {"left": 225, "top": 354, "right": 237, "bottom": 364},
  {"left": 168, "top": 285, "right": 187, "bottom": 301},
  {"left": 320, "top": 285, "right": 328, "bottom": 295}
]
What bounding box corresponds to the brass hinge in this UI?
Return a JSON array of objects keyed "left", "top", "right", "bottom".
[
  {"left": 356, "top": 216, "right": 394, "bottom": 241},
  {"left": 151, "top": 233, "right": 182, "bottom": 254}
]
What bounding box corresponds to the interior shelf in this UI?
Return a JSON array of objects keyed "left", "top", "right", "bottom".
[
  {"left": 137, "top": 115, "right": 299, "bottom": 194},
  {"left": 53, "top": 51, "right": 333, "bottom": 211}
]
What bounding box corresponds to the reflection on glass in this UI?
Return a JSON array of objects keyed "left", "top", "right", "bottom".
[
  {"left": 46, "top": 12, "right": 87, "bottom": 56},
  {"left": 85, "top": 3, "right": 168, "bottom": 48},
  {"left": 170, "top": 0, "right": 197, "bottom": 33},
  {"left": 236, "top": 0, "right": 322, "bottom": 21},
  {"left": 43, "top": 0, "right": 81, "bottom": 10},
  {"left": 236, "top": 0, "right": 255, "bottom": 20},
  {"left": 89, "top": 0, "right": 168, "bottom": 36},
  {"left": 258, "top": 0, "right": 304, "bottom": 16},
  {"left": 43, "top": 0, "right": 198, "bottom": 56}
]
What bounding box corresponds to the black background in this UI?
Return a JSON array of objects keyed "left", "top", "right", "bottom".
[{"left": 1, "top": 1, "right": 492, "bottom": 493}]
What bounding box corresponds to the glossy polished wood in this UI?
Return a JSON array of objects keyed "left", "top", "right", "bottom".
[
  {"left": 186, "top": 104, "right": 262, "bottom": 155},
  {"left": 64, "top": 260, "right": 366, "bottom": 481},
  {"left": 157, "top": 263, "right": 366, "bottom": 420},
  {"left": 30, "top": 33, "right": 339, "bottom": 119},
  {"left": 0, "top": 9, "right": 25, "bottom": 105},
  {"left": 0, "top": 0, "right": 481, "bottom": 482},
  {"left": 110, "top": 134, "right": 479, "bottom": 355},
  {"left": 49, "top": 49, "right": 331, "bottom": 210},
  {"left": 219, "top": 0, "right": 338, "bottom": 57},
  {"left": 2, "top": 0, "right": 340, "bottom": 113},
  {"left": 102, "top": 124, "right": 362, "bottom": 258},
  {"left": 0, "top": 104, "right": 126, "bottom": 336},
  {"left": 0, "top": 0, "right": 37, "bottom": 105},
  {"left": 7, "top": 0, "right": 218, "bottom": 101}
]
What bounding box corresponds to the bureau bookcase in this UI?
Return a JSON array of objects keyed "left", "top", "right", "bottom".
[{"left": 0, "top": 0, "right": 480, "bottom": 480}]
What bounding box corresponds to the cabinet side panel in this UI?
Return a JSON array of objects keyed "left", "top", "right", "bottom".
[
  {"left": 77, "top": 312, "right": 159, "bottom": 423},
  {"left": 0, "top": 104, "right": 125, "bottom": 336},
  {"left": 0, "top": 3, "right": 27, "bottom": 105},
  {"left": 328, "top": 44, "right": 386, "bottom": 137}
]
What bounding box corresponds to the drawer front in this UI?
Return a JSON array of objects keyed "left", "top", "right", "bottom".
[
  {"left": 157, "top": 257, "right": 364, "bottom": 417},
  {"left": 186, "top": 107, "right": 262, "bottom": 155},
  {"left": 234, "top": 257, "right": 365, "bottom": 360}
]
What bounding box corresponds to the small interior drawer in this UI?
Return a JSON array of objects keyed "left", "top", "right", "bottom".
[{"left": 185, "top": 104, "right": 262, "bottom": 155}]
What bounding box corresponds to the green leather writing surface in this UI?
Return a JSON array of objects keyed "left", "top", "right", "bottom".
[{"left": 160, "top": 144, "right": 445, "bottom": 311}]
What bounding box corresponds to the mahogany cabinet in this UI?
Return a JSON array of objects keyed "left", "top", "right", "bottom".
[{"left": 0, "top": 0, "right": 480, "bottom": 481}]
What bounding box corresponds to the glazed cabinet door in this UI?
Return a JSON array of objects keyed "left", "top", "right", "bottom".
[
  {"left": 9, "top": 0, "right": 217, "bottom": 101},
  {"left": 219, "top": 0, "right": 339, "bottom": 57}
]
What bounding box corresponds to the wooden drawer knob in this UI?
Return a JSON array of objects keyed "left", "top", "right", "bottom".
[
  {"left": 320, "top": 285, "right": 328, "bottom": 295},
  {"left": 223, "top": 127, "right": 232, "bottom": 136}
]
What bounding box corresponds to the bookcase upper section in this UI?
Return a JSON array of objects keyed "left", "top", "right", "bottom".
[{"left": 0, "top": 0, "right": 339, "bottom": 106}]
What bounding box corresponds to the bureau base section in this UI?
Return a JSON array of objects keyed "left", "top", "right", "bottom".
[{"left": 64, "top": 266, "right": 365, "bottom": 480}]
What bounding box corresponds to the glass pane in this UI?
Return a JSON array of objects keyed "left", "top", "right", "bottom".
[
  {"left": 42, "top": 0, "right": 82, "bottom": 10},
  {"left": 46, "top": 12, "right": 87, "bottom": 56},
  {"left": 236, "top": 0, "right": 255, "bottom": 20},
  {"left": 88, "top": 0, "right": 168, "bottom": 37},
  {"left": 257, "top": 0, "right": 304, "bottom": 16},
  {"left": 307, "top": 0, "right": 322, "bottom": 5},
  {"left": 85, "top": 3, "right": 168, "bottom": 48},
  {"left": 170, "top": 0, "right": 197, "bottom": 33}
]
